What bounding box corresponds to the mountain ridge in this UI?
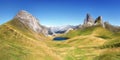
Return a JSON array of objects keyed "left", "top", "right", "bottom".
[{"left": 14, "top": 10, "right": 48, "bottom": 36}]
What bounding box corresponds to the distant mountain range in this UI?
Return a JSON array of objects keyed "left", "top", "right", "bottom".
[
  {"left": 48, "top": 25, "right": 79, "bottom": 35},
  {"left": 48, "top": 13, "right": 120, "bottom": 35},
  {"left": 1, "top": 10, "right": 120, "bottom": 36}
]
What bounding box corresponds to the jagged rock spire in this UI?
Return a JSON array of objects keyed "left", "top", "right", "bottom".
[
  {"left": 82, "top": 14, "right": 105, "bottom": 28},
  {"left": 83, "top": 13, "right": 94, "bottom": 26},
  {"left": 95, "top": 16, "right": 105, "bottom": 28},
  {"left": 95, "top": 16, "right": 102, "bottom": 23}
]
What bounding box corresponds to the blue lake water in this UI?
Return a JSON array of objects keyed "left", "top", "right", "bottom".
[{"left": 53, "top": 37, "right": 69, "bottom": 41}]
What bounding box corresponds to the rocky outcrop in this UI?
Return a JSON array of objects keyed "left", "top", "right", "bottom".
[
  {"left": 82, "top": 14, "right": 105, "bottom": 28},
  {"left": 94, "top": 16, "right": 105, "bottom": 27},
  {"left": 83, "top": 13, "right": 94, "bottom": 27},
  {"left": 14, "top": 10, "right": 48, "bottom": 35},
  {"left": 104, "top": 22, "right": 120, "bottom": 32}
]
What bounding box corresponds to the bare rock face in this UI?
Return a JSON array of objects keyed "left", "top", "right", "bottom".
[
  {"left": 83, "top": 13, "right": 94, "bottom": 27},
  {"left": 14, "top": 10, "right": 48, "bottom": 35},
  {"left": 94, "top": 16, "right": 105, "bottom": 27},
  {"left": 95, "top": 16, "right": 102, "bottom": 24},
  {"left": 104, "top": 22, "right": 120, "bottom": 32}
]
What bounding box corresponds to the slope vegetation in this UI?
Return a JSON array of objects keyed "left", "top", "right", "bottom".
[
  {"left": 0, "top": 19, "right": 120, "bottom": 60},
  {"left": 0, "top": 19, "right": 62, "bottom": 60},
  {"left": 46, "top": 26, "right": 120, "bottom": 60}
]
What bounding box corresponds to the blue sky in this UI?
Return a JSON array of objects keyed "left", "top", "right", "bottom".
[{"left": 0, "top": 0, "right": 120, "bottom": 26}]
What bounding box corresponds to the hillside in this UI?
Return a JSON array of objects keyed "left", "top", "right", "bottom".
[
  {"left": 55, "top": 25, "right": 120, "bottom": 60},
  {"left": 0, "top": 20, "right": 120, "bottom": 60},
  {"left": 0, "top": 10, "right": 120, "bottom": 60},
  {"left": 0, "top": 19, "right": 63, "bottom": 60}
]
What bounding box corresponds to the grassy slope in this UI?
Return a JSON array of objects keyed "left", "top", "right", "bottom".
[
  {"left": 0, "top": 19, "right": 120, "bottom": 60},
  {"left": 0, "top": 19, "right": 62, "bottom": 60},
  {"left": 95, "top": 33, "right": 120, "bottom": 60},
  {"left": 93, "top": 27, "right": 120, "bottom": 60},
  {"left": 45, "top": 26, "right": 120, "bottom": 60},
  {"left": 6, "top": 19, "right": 48, "bottom": 40}
]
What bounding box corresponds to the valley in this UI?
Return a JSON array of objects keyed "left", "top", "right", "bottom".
[{"left": 0, "top": 10, "right": 120, "bottom": 60}]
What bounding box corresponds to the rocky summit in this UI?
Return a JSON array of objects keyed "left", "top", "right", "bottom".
[
  {"left": 83, "top": 13, "right": 94, "bottom": 26},
  {"left": 82, "top": 14, "right": 105, "bottom": 28},
  {"left": 14, "top": 10, "right": 48, "bottom": 35},
  {"left": 94, "top": 16, "right": 105, "bottom": 27}
]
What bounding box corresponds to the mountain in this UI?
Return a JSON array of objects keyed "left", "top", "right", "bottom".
[
  {"left": 104, "top": 22, "right": 120, "bottom": 32},
  {"left": 14, "top": 10, "right": 48, "bottom": 36},
  {"left": 83, "top": 13, "right": 94, "bottom": 27},
  {"left": 80, "top": 14, "right": 106, "bottom": 29},
  {"left": 48, "top": 25, "right": 79, "bottom": 35},
  {"left": 94, "top": 16, "right": 105, "bottom": 27},
  {"left": 59, "top": 14, "right": 120, "bottom": 60},
  {"left": 0, "top": 11, "right": 120, "bottom": 60},
  {"left": 0, "top": 10, "right": 62, "bottom": 60}
]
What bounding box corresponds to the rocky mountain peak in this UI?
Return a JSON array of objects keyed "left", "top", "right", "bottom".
[
  {"left": 83, "top": 13, "right": 94, "bottom": 26},
  {"left": 14, "top": 10, "right": 48, "bottom": 35},
  {"left": 98, "top": 16, "right": 102, "bottom": 20},
  {"left": 86, "top": 13, "right": 91, "bottom": 21},
  {"left": 95, "top": 16, "right": 102, "bottom": 23},
  {"left": 81, "top": 14, "right": 106, "bottom": 28},
  {"left": 15, "top": 10, "right": 33, "bottom": 19},
  {"left": 94, "top": 16, "right": 105, "bottom": 27}
]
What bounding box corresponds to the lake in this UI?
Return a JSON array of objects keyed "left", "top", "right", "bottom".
[{"left": 53, "top": 37, "right": 69, "bottom": 41}]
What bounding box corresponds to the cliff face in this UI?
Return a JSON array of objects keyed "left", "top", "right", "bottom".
[
  {"left": 94, "top": 16, "right": 105, "bottom": 28},
  {"left": 83, "top": 13, "right": 94, "bottom": 27},
  {"left": 14, "top": 10, "right": 48, "bottom": 35},
  {"left": 82, "top": 14, "right": 105, "bottom": 28}
]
